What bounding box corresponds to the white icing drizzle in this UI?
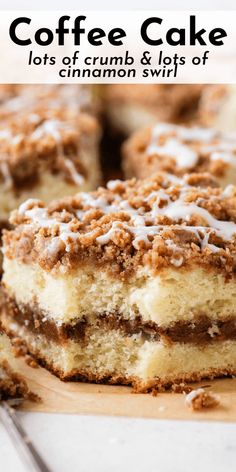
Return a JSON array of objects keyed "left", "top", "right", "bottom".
[
  {"left": 31, "top": 119, "right": 84, "bottom": 187},
  {"left": 107, "top": 179, "right": 124, "bottom": 191},
  {"left": 18, "top": 177, "right": 236, "bottom": 266},
  {"left": 18, "top": 199, "right": 42, "bottom": 215},
  {"left": 31, "top": 119, "right": 63, "bottom": 142},
  {"left": 147, "top": 138, "right": 198, "bottom": 169},
  {"left": 147, "top": 123, "right": 236, "bottom": 170},
  {"left": 178, "top": 127, "right": 218, "bottom": 142},
  {"left": 64, "top": 159, "right": 84, "bottom": 186},
  {"left": 222, "top": 185, "right": 235, "bottom": 198}
]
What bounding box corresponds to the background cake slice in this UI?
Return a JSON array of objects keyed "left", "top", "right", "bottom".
[
  {"left": 2, "top": 173, "right": 236, "bottom": 391},
  {"left": 105, "top": 84, "right": 205, "bottom": 137},
  {"left": 0, "top": 106, "right": 101, "bottom": 229},
  {"left": 123, "top": 122, "right": 236, "bottom": 188}
]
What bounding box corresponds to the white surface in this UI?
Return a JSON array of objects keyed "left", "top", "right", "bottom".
[
  {"left": 1, "top": 0, "right": 236, "bottom": 10},
  {"left": 0, "top": 412, "right": 235, "bottom": 472}
]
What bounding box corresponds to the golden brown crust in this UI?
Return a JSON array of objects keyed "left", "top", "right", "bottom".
[
  {"left": 3, "top": 172, "right": 236, "bottom": 276},
  {"left": 123, "top": 123, "right": 236, "bottom": 181}
]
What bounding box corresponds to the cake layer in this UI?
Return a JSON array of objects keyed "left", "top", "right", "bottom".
[
  {"left": 2, "top": 316, "right": 236, "bottom": 390},
  {"left": 123, "top": 123, "right": 236, "bottom": 187},
  {"left": 3, "top": 259, "right": 236, "bottom": 328}
]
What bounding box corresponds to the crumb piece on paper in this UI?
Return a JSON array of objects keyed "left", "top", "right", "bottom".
[
  {"left": 158, "top": 405, "right": 167, "bottom": 412},
  {"left": 185, "top": 388, "right": 220, "bottom": 411}
]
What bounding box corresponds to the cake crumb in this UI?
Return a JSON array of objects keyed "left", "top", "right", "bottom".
[
  {"left": 171, "top": 382, "right": 193, "bottom": 394},
  {"left": 185, "top": 388, "right": 220, "bottom": 411},
  {"left": 158, "top": 405, "right": 167, "bottom": 412},
  {"left": 11, "top": 337, "right": 28, "bottom": 357},
  {"left": 25, "top": 355, "right": 39, "bottom": 369}
]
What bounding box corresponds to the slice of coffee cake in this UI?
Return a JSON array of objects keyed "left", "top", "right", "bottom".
[
  {"left": 2, "top": 173, "right": 236, "bottom": 391},
  {"left": 123, "top": 123, "right": 236, "bottom": 188}
]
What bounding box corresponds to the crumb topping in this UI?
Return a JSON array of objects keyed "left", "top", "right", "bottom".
[
  {"left": 123, "top": 122, "right": 236, "bottom": 181},
  {"left": 3, "top": 172, "right": 236, "bottom": 275},
  {"left": 0, "top": 84, "right": 95, "bottom": 119}
]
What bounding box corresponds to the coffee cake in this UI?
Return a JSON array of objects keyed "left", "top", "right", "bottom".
[
  {"left": 2, "top": 173, "right": 236, "bottom": 391},
  {"left": 0, "top": 106, "right": 101, "bottom": 227}
]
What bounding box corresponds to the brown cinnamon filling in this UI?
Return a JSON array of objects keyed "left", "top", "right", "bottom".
[{"left": 3, "top": 293, "right": 236, "bottom": 346}]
